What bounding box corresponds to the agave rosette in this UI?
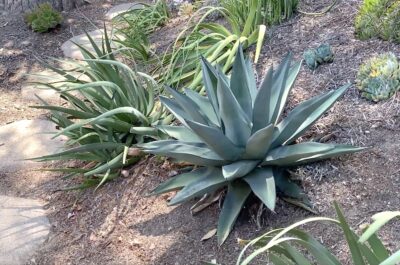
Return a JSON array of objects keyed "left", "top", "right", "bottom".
[{"left": 140, "top": 48, "right": 365, "bottom": 244}]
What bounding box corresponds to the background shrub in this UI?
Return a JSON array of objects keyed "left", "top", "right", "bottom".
[
  {"left": 355, "top": 0, "right": 400, "bottom": 43},
  {"left": 24, "top": 3, "right": 62, "bottom": 33}
]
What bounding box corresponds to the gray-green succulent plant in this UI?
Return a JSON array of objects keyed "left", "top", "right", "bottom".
[
  {"left": 357, "top": 52, "right": 400, "bottom": 102},
  {"left": 140, "top": 48, "right": 365, "bottom": 245},
  {"left": 303, "top": 44, "right": 334, "bottom": 70}
]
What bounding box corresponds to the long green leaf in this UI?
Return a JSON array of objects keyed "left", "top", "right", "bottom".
[
  {"left": 218, "top": 181, "right": 251, "bottom": 245},
  {"left": 359, "top": 211, "right": 400, "bottom": 243},
  {"left": 31, "top": 142, "right": 124, "bottom": 161},
  {"left": 245, "top": 124, "right": 275, "bottom": 159},
  {"left": 157, "top": 125, "right": 202, "bottom": 142},
  {"left": 334, "top": 202, "right": 366, "bottom": 265},
  {"left": 272, "top": 84, "right": 350, "bottom": 147},
  {"left": 222, "top": 160, "right": 259, "bottom": 180},
  {"left": 217, "top": 74, "right": 251, "bottom": 146},
  {"left": 186, "top": 120, "right": 243, "bottom": 161},
  {"left": 184, "top": 89, "right": 220, "bottom": 126},
  {"left": 229, "top": 46, "right": 253, "bottom": 119},
  {"left": 252, "top": 67, "right": 273, "bottom": 132},
  {"left": 263, "top": 142, "right": 334, "bottom": 166},
  {"left": 140, "top": 140, "right": 226, "bottom": 166},
  {"left": 165, "top": 86, "right": 210, "bottom": 125},
  {"left": 243, "top": 167, "right": 276, "bottom": 211},
  {"left": 381, "top": 250, "right": 400, "bottom": 265},
  {"left": 169, "top": 167, "right": 225, "bottom": 205},
  {"left": 151, "top": 167, "right": 209, "bottom": 195}
]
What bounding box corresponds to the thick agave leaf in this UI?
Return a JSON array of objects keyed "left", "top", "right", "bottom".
[
  {"left": 244, "top": 124, "right": 275, "bottom": 159},
  {"left": 140, "top": 140, "right": 226, "bottom": 166},
  {"left": 272, "top": 84, "right": 350, "bottom": 147},
  {"left": 184, "top": 88, "right": 219, "bottom": 126},
  {"left": 201, "top": 57, "right": 220, "bottom": 115},
  {"left": 273, "top": 169, "right": 310, "bottom": 204},
  {"left": 271, "top": 60, "right": 302, "bottom": 124},
  {"left": 252, "top": 67, "right": 274, "bottom": 133},
  {"left": 245, "top": 59, "right": 257, "bottom": 103},
  {"left": 229, "top": 47, "right": 253, "bottom": 119},
  {"left": 169, "top": 167, "right": 226, "bottom": 205},
  {"left": 185, "top": 120, "right": 243, "bottom": 161},
  {"left": 285, "top": 144, "right": 368, "bottom": 166},
  {"left": 252, "top": 55, "right": 299, "bottom": 132},
  {"left": 243, "top": 167, "right": 276, "bottom": 211},
  {"left": 222, "top": 160, "right": 260, "bottom": 180},
  {"left": 164, "top": 86, "right": 210, "bottom": 125},
  {"left": 269, "top": 53, "right": 291, "bottom": 123},
  {"left": 151, "top": 167, "right": 211, "bottom": 195},
  {"left": 157, "top": 125, "right": 202, "bottom": 142},
  {"left": 217, "top": 74, "right": 252, "bottom": 147},
  {"left": 159, "top": 96, "right": 192, "bottom": 126},
  {"left": 217, "top": 180, "right": 251, "bottom": 245},
  {"left": 263, "top": 142, "right": 335, "bottom": 166}
]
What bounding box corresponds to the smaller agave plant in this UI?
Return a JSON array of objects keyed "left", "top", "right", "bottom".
[{"left": 140, "top": 47, "right": 365, "bottom": 245}]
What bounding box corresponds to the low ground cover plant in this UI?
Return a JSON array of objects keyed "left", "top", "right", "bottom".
[
  {"left": 32, "top": 31, "right": 171, "bottom": 189},
  {"left": 303, "top": 44, "right": 334, "bottom": 70},
  {"left": 24, "top": 3, "right": 62, "bottom": 33},
  {"left": 357, "top": 52, "right": 400, "bottom": 101},
  {"left": 237, "top": 202, "right": 400, "bottom": 265},
  {"left": 140, "top": 48, "right": 365, "bottom": 245},
  {"left": 355, "top": 0, "right": 400, "bottom": 43}
]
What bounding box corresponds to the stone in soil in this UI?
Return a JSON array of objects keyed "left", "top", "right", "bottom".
[
  {"left": 21, "top": 70, "right": 65, "bottom": 103},
  {"left": 105, "top": 3, "right": 144, "bottom": 20},
  {"left": 0, "top": 119, "right": 66, "bottom": 173},
  {"left": 61, "top": 29, "right": 112, "bottom": 60},
  {"left": 0, "top": 196, "right": 50, "bottom": 265}
]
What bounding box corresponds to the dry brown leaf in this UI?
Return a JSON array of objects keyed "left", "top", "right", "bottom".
[{"left": 200, "top": 228, "right": 217, "bottom": 241}]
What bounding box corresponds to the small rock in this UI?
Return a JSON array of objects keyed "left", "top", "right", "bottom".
[
  {"left": 129, "top": 239, "right": 142, "bottom": 246},
  {"left": 21, "top": 40, "right": 31, "bottom": 46},
  {"left": 168, "top": 170, "right": 178, "bottom": 177},
  {"left": 67, "top": 212, "right": 75, "bottom": 219},
  {"left": 105, "top": 3, "right": 144, "bottom": 20},
  {"left": 0, "top": 196, "right": 50, "bottom": 265},
  {"left": 0, "top": 120, "right": 66, "bottom": 173}
]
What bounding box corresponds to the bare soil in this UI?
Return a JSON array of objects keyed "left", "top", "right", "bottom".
[{"left": 0, "top": 0, "right": 399, "bottom": 264}]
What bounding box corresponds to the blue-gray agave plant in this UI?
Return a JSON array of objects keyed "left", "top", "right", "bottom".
[{"left": 140, "top": 48, "right": 365, "bottom": 245}]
